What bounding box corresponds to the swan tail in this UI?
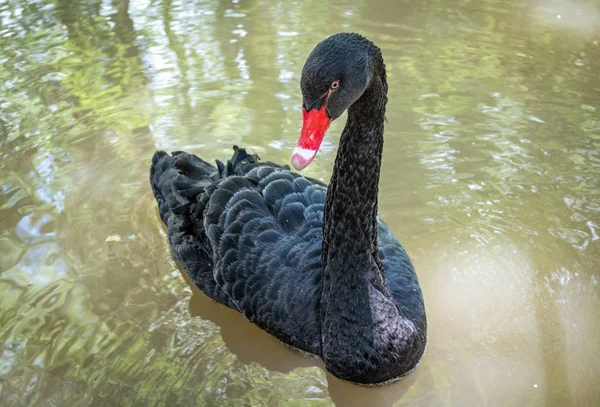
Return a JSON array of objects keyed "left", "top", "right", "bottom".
[
  {"left": 150, "top": 151, "right": 225, "bottom": 301},
  {"left": 150, "top": 146, "right": 262, "bottom": 220},
  {"left": 149, "top": 150, "right": 216, "bottom": 224}
]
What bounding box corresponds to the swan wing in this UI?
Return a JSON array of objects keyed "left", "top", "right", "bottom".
[{"left": 150, "top": 148, "right": 325, "bottom": 353}]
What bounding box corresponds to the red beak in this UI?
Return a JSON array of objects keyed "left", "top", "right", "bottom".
[{"left": 291, "top": 106, "right": 332, "bottom": 170}]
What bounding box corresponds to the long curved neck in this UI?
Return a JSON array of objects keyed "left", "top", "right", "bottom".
[{"left": 322, "top": 70, "right": 388, "bottom": 281}]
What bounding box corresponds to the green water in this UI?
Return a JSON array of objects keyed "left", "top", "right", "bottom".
[{"left": 1, "top": 0, "right": 599, "bottom": 405}]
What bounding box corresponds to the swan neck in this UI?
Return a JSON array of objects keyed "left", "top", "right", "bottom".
[{"left": 322, "top": 72, "right": 387, "bottom": 271}]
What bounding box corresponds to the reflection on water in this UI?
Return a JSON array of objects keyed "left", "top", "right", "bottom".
[{"left": 0, "top": 0, "right": 599, "bottom": 405}]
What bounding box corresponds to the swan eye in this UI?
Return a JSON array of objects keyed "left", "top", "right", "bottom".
[{"left": 330, "top": 80, "right": 340, "bottom": 90}]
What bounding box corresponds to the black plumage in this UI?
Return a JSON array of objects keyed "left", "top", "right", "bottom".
[{"left": 150, "top": 33, "right": 427, "bottom": 385}]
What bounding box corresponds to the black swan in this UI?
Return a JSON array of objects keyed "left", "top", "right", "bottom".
[{"left": 150, "top": 33, "right": 427, "bottom": 385}]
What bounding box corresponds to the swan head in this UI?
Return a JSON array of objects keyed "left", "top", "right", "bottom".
[{"left": 292, "top": 33, "right": 378, "bottom": 171}]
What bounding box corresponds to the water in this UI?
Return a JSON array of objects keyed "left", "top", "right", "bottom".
[{"left": 1, "top": 0, "right": 599, "bottom": 405}]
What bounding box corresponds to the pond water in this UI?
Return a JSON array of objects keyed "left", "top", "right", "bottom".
[{"left": 1, "top": 0, "right": 599, "bottom": 405}]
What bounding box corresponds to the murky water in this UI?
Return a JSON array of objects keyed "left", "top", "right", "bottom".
[{"left": 1, "top": 0, "right": 599, "bottom": 405}]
